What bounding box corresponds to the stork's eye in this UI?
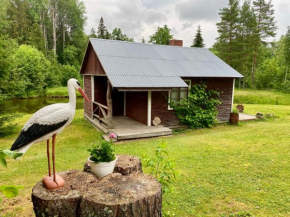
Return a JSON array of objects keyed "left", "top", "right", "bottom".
[{"left": 76, "top": 81, "right": 80, "bottom": 86}]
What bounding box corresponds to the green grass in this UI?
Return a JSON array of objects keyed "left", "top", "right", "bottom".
[
  {"left": 1, "top": 106, "right": 290, "bottom": 216},
  {"left": 45, "top": 86, "right": 81, "bottom": 97},
  {"left": 234, "top": 89, "right": 290, "bottom": 105}
]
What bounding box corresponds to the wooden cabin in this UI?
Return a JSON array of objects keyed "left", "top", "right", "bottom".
[{"left": 80, "top": 39, "right": 243, "bottom": 140}]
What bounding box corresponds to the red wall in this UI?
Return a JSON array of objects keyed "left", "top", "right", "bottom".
[
  {"left": 151, "top": 78, "right": 234, "bottom": 126},
  {"left": 126, "top": 92, "right": 147, "bottom": 125},
  {"left": 84, "top": 75, "right": 92, "bottom": 118},
  {"left": 80, "top": 42, "right": 106, "bottom": 75}
]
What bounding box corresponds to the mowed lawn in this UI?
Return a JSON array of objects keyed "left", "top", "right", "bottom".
[{"left": 1, "top": 105, "right": 290, "bottom": 216}]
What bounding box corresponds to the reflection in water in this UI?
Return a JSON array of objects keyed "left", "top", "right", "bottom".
[{"left": 0, "top": 97, "right": 84, "bottom": 114}]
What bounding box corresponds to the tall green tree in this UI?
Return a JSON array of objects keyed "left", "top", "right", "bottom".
[
  {"left": 149, "top": 25, "right": 173, "bottom": 45},
  {"left": 284, "top": 27, "right": 290, "bottom": 82},
  {"left": 251, "top": 0, "right": 277, "bottom": 84},
  {"left": 237, "top": 0, "right": 257, "bottom": 88},
  {"left": 10, "top": 45, "right": 51, "bottom": 96},
  {"left": 97, "top": 17, "right": 110, "bottom": 39},
  {"left": 216, "top": 0, "right": 240, "bottom": 67},
  {"left": 5, "top": 0, "right": 44, "bottom": 51},
  {"left": 110, "top": 28, "right": 134, "bottom": 42},
  {"left": 89, "top": 27, "right": 97, "bottom": 38},
  {"left": 191, "top": 25, "right": 205, "bottom": 48}
]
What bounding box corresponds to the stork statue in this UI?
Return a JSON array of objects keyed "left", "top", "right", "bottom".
[{"left": 10, "top": 78, "right": 90, "bottom": 190}]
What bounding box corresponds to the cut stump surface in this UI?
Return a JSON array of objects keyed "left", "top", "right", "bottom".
[
  {"left": 79, "top": 173, "right": 162, "bottom": 217},
  {"left": 84, "top": 154, "right": 142, "bottom": 176},
  {"left": 32, "top": 170, "right": 98, "bottom": 217}
]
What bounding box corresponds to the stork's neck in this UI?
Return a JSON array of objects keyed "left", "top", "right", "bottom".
[{"left": 68, "top": 84, "right": 76, "bottom": 108}]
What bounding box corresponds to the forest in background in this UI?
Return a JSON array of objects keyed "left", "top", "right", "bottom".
[
  {"left": 212, "top": 0, "right": 290, "bottom": 92},
  {"left": 0, "top": 0, "right": 134, "bottom": 100},
  {"left": 0, "top": 0, "right": 289, "bottom": 100}
]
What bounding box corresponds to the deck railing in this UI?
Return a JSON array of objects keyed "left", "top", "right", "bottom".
[{"left": 93, "top": 102, "right": 108, "bottom": 125}]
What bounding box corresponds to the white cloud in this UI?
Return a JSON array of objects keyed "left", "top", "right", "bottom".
[{"left": 83, "top": 0, "right": 289, "bottom": 48}]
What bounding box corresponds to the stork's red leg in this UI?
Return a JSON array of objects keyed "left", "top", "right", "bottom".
[
  {"left": 47, "top": 140, "right": 51, "bottom": 177},
  {"left": 52, "top": 134, "right": 57, "bottom": 183}
]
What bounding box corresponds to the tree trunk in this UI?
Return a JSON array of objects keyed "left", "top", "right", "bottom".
[
  {"left": 79, "top": 173, "right": 162, "bottom": 217},
  {"left": 32, "top": 170, "right": 99, "bottom": 217},
  {"left": 63, "top": 23, "right": 65, "bottom": 51},
  {"left": 285, "top": 66, "right": 288, "bottom": 83},
  {"left": 106, "top": 79, "right": 113, "bottom": 128},
  {"left": 52, "top": 1, "right": 56, "bottom": 56},
  {"left": 84, "top": 155, "right": 143, "bottom": 175}
]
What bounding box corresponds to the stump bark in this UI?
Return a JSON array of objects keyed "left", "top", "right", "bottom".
[
  {"left": 84, "top": 155, "right": 142, "bottom": 175},
  {"left": 79, "top": 173, "right": 162, "bottom": 217},
  {"left": 32, "top": 156, "right": 162, "bottom": 217},
  {"left": 31, "top": 170, "right": 98, "bottom": 217}
]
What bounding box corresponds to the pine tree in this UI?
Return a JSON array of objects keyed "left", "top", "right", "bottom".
[
  {"left": 89, "top": 27, "right": 97, "bottom": 38},
  {"left": 216, "top": 0, "right": 240, "bottom": 67},
  {"left": 284, "top": 26, "right": 290, "bottom": 82},
  {"left": 251, "top": 0, "right": 277, "bottom": 85},
  {"left": 191, "top": 25, "right": 205, "bottom": 48},
  {"left": 237, "top": 0, "right": 257, "bottom": 88},
  {"left": 97, "top": 17, "right": 109, "bottom": 39}
]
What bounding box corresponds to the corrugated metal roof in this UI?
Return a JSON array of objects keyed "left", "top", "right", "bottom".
[{"left": 89, "top": 39, "right": 243, "bottom": 88}]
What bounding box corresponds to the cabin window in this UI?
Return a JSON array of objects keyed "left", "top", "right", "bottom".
[{"left": 168, "top": 80, "right": 191, "bottom": 110}]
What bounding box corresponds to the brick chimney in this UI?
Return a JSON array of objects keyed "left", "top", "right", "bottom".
[{"left": 169, "top": 39, "right": 183, "bottom": 46}]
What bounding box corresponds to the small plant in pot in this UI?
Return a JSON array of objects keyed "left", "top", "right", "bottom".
[
  {"left": 87, "top": 133, "right": 117, "bottom": 178},
  {"left": 229, "top": 108, "right": 239, "bottom": 125}
]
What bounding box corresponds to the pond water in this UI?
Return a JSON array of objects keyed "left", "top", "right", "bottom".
[{"left": 0, "top": 97, "right": 84, "bottom": 114}]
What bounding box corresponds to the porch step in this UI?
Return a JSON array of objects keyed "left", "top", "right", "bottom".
[{"left": 111, "top": 128, "right": 172, "bottom": 141}]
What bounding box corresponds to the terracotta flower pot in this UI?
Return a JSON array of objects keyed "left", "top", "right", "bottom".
[
  {"left": 88, "top": 156, "right": 117, "bottom": 178},
  {"left": 229, "top": 113, "right": 239, "bottom": 125},
  {"left": 236, "top": 104, "right": 244, "bottom": 113}
]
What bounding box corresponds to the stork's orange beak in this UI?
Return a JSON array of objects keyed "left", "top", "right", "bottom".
[{"left": 78, "top": 87, "right": 90, "bottom": 102}]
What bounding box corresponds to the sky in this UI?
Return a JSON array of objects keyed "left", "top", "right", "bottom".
[{"left": 82, "top": 0, "right": 290, "bottom": 48}]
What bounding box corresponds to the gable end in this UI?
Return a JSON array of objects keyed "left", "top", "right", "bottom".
[{"left": 80, "top": 41, "right": 106, "bottom": 75}]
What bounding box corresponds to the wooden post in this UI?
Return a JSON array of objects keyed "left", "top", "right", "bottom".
[
  {"left": 231, "top": 79, "right": 235, "bottom": 112},
  {"left": 147, "top": 91, "right": 152, "bottom": 126},
  {"left": 107, "top": 80, "right": 113, "bottom": 128}
]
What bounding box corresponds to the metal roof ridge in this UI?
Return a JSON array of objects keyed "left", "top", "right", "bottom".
[{"left": 89, "top": 38, "right": 208, "bottom": 50}]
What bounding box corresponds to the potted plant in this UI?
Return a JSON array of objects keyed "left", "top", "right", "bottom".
[
  {"left": 87, "top": 133, "right": 117, "bottom": 178},
  {"left": 229, "top": 109, "right": 239, "bottom": 125},
  {"left": 236, "top": 104, "right": 244, "bottom": 113}
]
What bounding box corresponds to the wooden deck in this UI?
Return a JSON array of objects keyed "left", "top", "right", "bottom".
[
  {"left": 110, "top": 116, "right": 172, "bottom": 141},
  {"left": 239, "top": 113, "right": 257, "bottom": 121},
  {"left": 85, "top": 114, "right": 172, "bottom": 141}
]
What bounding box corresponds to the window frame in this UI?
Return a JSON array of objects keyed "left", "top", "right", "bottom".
[{"left": 168, "top": 79, "right": 191, "bottom": 110}]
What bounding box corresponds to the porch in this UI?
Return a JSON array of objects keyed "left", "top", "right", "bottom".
[{"left": 84, "top": 114, "right": 172, "bottom": 141}]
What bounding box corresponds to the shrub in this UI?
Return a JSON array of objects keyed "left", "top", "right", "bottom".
[
  {"left": 142, "top": 141, "right": 178, "bottom": 194},
  {"left": 171, "top": 84, "right": 220, "bottom": 129}
]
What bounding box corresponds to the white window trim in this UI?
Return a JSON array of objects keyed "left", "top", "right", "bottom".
[{"left": 168, "top": 80, "right": 191, "bottom": 110}]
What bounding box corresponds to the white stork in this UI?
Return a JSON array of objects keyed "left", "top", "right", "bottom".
[{"left": 10, "top": 78, "right": 89, "bottom": 190}]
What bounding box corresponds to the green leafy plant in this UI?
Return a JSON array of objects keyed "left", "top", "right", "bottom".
[
  {"left": 232, "top": 108, "right": 239, "bottom": 114},
  {"left": 0, "top": 149, "right": 23, "bottom": 202},
  {"left": 0, "top": 149, "right": 22, "bottom": 167},
  {"left": 142, "top": 141, "right": 178, "bottom": 194},
  {"left": 87, "top": 141, "right": 116, "bottom": 164},
  {"left": 170, "top": 83, "right": 220, "bottom": 129}
]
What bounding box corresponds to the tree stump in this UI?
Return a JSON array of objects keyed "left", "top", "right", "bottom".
[
  {"left": 31, "top": 170, "right": 99, "bottom": 217},
  {"left": 79, "top": 173, "right": 162, "bottom": 217},
  {"left": 84, "top": 155, "right": 143, "bottom": 175}
]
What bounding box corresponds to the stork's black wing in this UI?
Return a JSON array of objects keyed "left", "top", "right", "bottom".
[{"left": 11, "top": 119, "right": 68, "bottom": 151}]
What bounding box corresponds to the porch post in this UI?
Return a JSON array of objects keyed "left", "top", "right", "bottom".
[
  {"left": 107, "top": 80, "right": 113, "bottom": 128},
  {"left": 124, "top": 91, "right": 126, "bottom": 116},
  {"left": 231, "top": 78, "right": 235, "bottom": 112},
  {"left": 147, "top": 91, "right": 151, "bottom": 126}
]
